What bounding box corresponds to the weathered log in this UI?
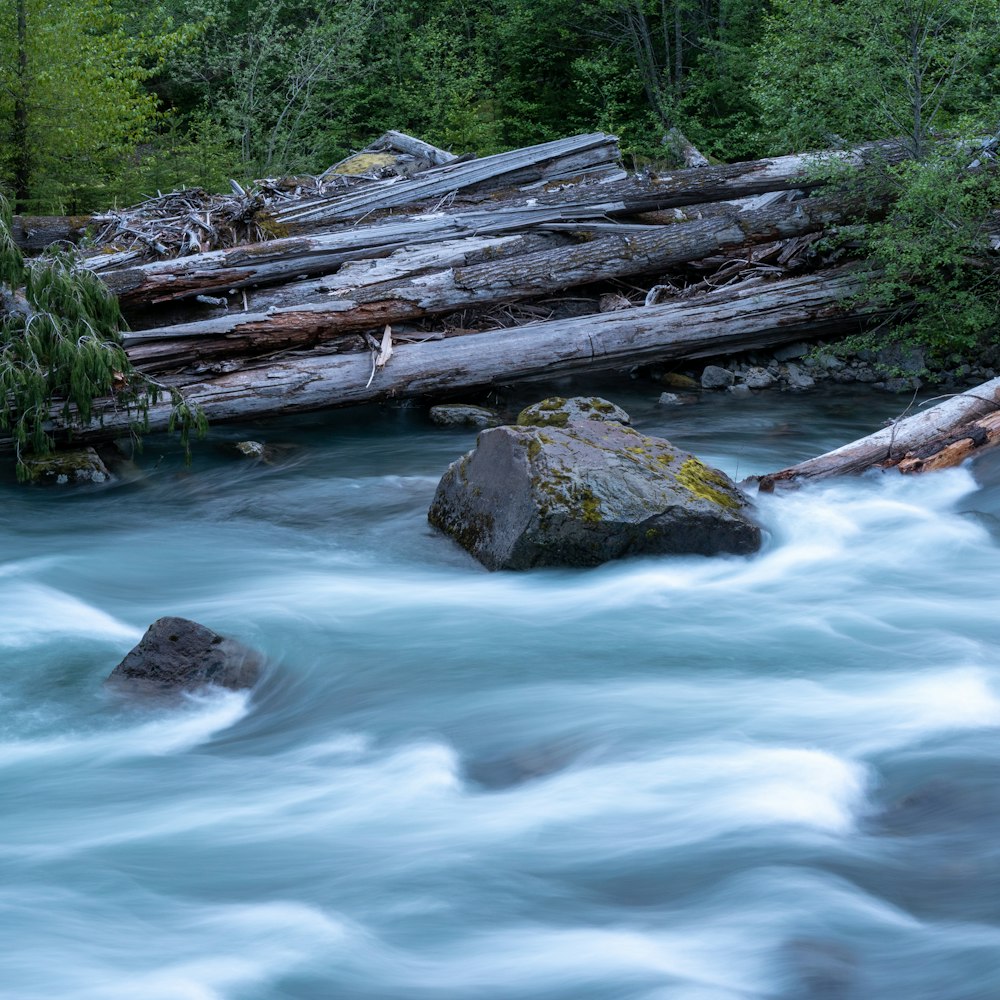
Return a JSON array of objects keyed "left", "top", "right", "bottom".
[
  {"left": 125, "top": 194, "right": 868, "bottom": 373},
  {"left": 755, "top": 377, "right": 1000, "bottom": 489},
  {"left": 662, "top": 128, "right": 710, "bottom": 168},
  {"left": 21, "top": 267, "right": 889, "bottom": 448},
  {"left": 273, "top": 133, "right": 622, "bottom": 226},
  {"left": 121, "top": 232, "right": 568, "bottom": 329},
  {"left": 96, "top": 200, "right": 673, "bottom": 308},
  {"left": 10, "top": 215, "right": 92, "bottom": 251}
]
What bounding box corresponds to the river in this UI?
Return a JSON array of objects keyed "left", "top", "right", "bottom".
[{"left": 2, "top": 379, "right": 998, "bottom": 999}]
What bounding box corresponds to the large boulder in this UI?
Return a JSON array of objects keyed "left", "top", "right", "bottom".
[
  {"left": 428, "top": 396, "right": 761, "bottom": 570},
  {"left": 107, "top": 617, "right": 264, "bottom": 694}
]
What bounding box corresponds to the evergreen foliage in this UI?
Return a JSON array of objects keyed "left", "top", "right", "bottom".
[
  {"left": 0, "top": 195, "right": 206, "bottom": 476},
  {"left": 858, "top": 150, "right": 1000, "bottom": 364}
]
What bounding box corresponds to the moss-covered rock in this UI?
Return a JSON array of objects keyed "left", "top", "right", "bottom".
[
  {"left": 428, "top": 396, "right": 760, "bottom": 570},
  {"left": 516, "top": 396, "right": 630, "bottom": 429},
  {"left": 21, "top": 447, "right": 112, "bottom": 486}
]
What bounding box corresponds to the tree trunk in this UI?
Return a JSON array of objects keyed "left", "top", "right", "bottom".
[
  {"left": 13, "top": 0, "right": 30, "bottom": 206},
  {"left": 22, "top": 267, "right": 888, "bottom": 448},
  {"left": 125, "top": 194, "right": 870, "bottom": 373},
  {"left": 755, "top": 376, "right": 1000, "bottom": 489}
]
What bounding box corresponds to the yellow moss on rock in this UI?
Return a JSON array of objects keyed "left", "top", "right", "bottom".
[{"left": 676, "top": 458, "right": 741, "bottom": 510}]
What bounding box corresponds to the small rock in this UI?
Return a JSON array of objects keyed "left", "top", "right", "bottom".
[
  {"left": 881, "top": 376, "right": 921, "bottom": 393},
  {"left": 235, "top": 440, "right": 267, "bottom": 459},
  {"left": 727, "top": 383, "right": 752, "bottom": 398},
  {"left": 814, "top": 353, "right": 845, "bottom": 371},
  {"left": 517, "top": 396, "right": 630, "bottom": 428},
  {"left": 773, "top": 342, "right": 810, "bottom": 362},
  {"left": 659, "top": 372, "right": 701, "bottom": 391},
  {"left": 107, "top": 617, "right": 265, "bottom": 695},
  {"left": 700, "top": 365, "right": 735, "bottom": 389},
  {"left": 429, "top": 404, "right": 500, "bottom": 429},
  {"left": 877, "top": 343, "right": 925, "bottom": 374},
  {"left": 783, "top": 364, "right": 815, "bottom": 390},
  {"left": 657, "top": 392, "right": 683, "bottom": 406},
  {"left": 742, "top": 367, "right": 776, "bottom": 390},
  {"left": 22, "top": 447, "right": 112, "bottom": 486}
]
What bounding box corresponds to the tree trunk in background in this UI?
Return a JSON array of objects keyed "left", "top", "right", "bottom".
[{"left": 13, "top": 0, "right": 30, "bottom": 206}]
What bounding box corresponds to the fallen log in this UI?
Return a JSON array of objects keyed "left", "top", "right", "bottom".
[
  {"left": 20, "top": 267, "right": 888, "bottom": 448},
  {"left": 96, "top": 200, "right": 682, "bottom": 308},
  {"left": 120, "top": 232, "right": 568, "bottom": 329},
  {"left": 11, "top": 215, "right": 92, "bottom": 252},
  {"left": 124, "top": 193, "right": 867, "bottom": 373},
  {"left": 755, "top": 377, "right": 1000, "bottom": 489},
  {"left": 272, "top": 133, "right": 622, "bottom": 227}
]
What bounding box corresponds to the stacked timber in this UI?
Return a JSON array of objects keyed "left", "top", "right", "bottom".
[{"left": 3, "top": 130, "right": 934, "bottom": 450}]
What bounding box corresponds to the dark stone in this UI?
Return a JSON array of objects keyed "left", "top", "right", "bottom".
[
  {"left": 428, "top": 396, "right": 761, "bottom": 570},
  {"left": 783, "top": 363, "right": 816, "bottom": 390},
  {"left": 700, "top": 365, "right": 735, "bottom": 389},
  {"left": 107, "top": 617, "right": 264, "bottom": 694},
  {"left": 429, "top": 404, "right": 500, "bottom": 428}
]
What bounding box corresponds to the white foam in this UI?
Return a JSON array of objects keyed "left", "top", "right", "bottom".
[{"left": 0, "top": 584, "right": 141, "bottom": 649}]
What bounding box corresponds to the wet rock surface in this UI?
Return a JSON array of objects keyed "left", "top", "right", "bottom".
[
  {"left": 107, "top": 616, "right": 264, "bottom": 694},
  {"left": 22, "top": 447, "right": 112, "bottom": 486},
  {"left": 428, "top": 396, "right": 761, "bottom": 570},
  {"left": 429, "top": 404, "right": 500, "bottom": 428}
]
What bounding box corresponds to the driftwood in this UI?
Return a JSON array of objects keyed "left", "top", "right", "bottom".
[
  {"left": 96, "top": 200, "right": 678, "bottom": 307},
  {"left": 19, "top": 267, "right": 889, "bottom": 448},
  {"left": 272, "top": 133, "right": 623, "bottom": 227},
  {"left": 124, "top": 193, "right": 867, "bottom": 373},
  {"left": 755, "top": 377, "right": 1000, "bottom": 489}
]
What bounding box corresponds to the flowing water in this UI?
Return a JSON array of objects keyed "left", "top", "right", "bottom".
[{"left": 2, "top": 380, "right": 998, "bottom": 1000}]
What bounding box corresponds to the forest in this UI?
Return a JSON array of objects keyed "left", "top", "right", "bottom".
[{"left": 1, "top": 0, "right": 997, "bottom": 213}]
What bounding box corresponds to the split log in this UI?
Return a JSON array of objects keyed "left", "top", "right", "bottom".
[
  {"left": 20, "top": 267, "right": 889, "bottom": 448},
  {"left": 755, "top": 377, "right": 1000, "bottom": 489},
  {"left": 125, "top": 194, "right": 869, "bottom": 373}
]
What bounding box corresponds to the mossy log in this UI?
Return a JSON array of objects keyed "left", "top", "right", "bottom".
[{"left": 755, "top": 376, "right": 1000, "bottom": 489}]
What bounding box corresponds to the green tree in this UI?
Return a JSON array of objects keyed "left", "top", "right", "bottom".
[
  {"left": 753, "top": 0, "right": 1000, "bottom": 155},
  {"left": 0, "top": 0, "right": 180, "bottom": 211}
]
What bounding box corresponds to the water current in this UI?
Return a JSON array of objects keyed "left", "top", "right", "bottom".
[{"left": 2, "top": 378, "right": 998, "bottom": 999}]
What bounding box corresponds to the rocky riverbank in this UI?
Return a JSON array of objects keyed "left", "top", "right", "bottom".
[{"left": 651, "top": 337, "right": 1000, "bottom": 403}]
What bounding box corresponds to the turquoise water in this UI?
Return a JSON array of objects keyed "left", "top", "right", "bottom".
[{"left": 2, "top": 381, "right": 998, "bottom": 999}]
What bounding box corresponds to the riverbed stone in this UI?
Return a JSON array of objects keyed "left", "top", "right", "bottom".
[
  {"left": 783, "top": 364, "right": 816, "bottom": 390},
  {"left": 517, "top": 395, "right": 630, "bottom": 427},
  {"left": 107, "top": 616, "right": 264, "bottom": 694},
  {"left": 700, "top": 365, "right": 735, "bottom": 389},
  {"left": 742, "top": 367, "right": 776, "bottom": 390},
  {"left": 429, "top": 404, "right": 500, "bottom": 428},
  {"left": 660, "top": 372, "right": 701, "bottom": 391},
  {"left": 428, "top": 396, "right": 761, "bottom": 570},
  {"left": 22, "top": 447, "right": 112, "bottom": 486}
]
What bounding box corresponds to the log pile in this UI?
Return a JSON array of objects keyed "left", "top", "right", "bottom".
[{"left": 3, "top": 130, "right": 934, "bottom": 453}]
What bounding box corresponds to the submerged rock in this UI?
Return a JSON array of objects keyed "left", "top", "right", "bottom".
[
  {"left": 107, "top": 616, "right": 264, "bottom": 694},
  {"left": 428, "top": 396, "right": 760, "bottom": 570},
  {"left": 429, "top": 404, "right": 500, "bottom": 428},
  {"left": 22, "top": 447, "right": 112, "bottom": 486}
]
